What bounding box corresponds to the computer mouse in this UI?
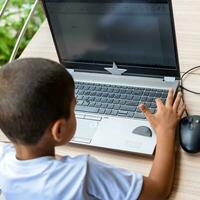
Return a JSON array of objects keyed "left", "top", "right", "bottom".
[{"left": 179, "top": 115, "right": 200, "bottom": 153}]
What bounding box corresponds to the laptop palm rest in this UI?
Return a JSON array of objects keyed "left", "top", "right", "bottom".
[
  {"left": 91, "top": 118, "right": 156, "bottom": 154},
  {"left": 71, "top": 116, "right": 156, "bottom": 155}
]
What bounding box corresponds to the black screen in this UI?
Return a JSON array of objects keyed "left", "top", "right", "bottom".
[{"left": 44, "top": 0, "right": 179, "bottom": 76}]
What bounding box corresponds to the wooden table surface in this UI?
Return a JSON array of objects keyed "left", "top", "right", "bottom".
[{"left": 1, "top": 0, "right": 200, "bottom": 199}]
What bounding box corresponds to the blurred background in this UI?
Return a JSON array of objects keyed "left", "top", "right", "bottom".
[{"left": 0, "top": 0, "right": 45, "bottom": 66}]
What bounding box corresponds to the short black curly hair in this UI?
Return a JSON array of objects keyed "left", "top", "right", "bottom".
[{"left": 0, "top": 58, "right": 74, "bottom": 145}]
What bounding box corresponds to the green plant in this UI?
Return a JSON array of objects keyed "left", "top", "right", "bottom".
[{"left": 0, "top": 0, "right": 45, "bottom": 66}]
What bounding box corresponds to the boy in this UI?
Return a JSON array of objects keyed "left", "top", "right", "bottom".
[{"left": 0, "top": 58, "right": 185, "bottom": 200}]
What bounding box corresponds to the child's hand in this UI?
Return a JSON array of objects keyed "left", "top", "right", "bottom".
[
  {"left": 138, "top": 89, "right": 185, "bottom": 200},
  {"left": 139, "top": 88, "right": 186, "bottom": 135}
]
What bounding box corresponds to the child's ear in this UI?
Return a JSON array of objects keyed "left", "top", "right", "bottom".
[{"left": 51, "top": 119, "right": 67, "bottom": 143}]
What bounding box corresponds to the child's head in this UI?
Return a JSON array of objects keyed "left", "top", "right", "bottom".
[{"left": 0, "top": 58, "right": 76, "bottom": 146}]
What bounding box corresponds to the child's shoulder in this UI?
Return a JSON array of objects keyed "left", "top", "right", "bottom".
[
  {"left": 60, "top": 154, "right": 110, "bottom": 170},
  {"left": 0, "top": 142, "right": 14, "bottom": 160}
]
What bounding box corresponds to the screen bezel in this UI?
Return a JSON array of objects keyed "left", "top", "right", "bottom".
[{"left": 42, "top": 0, "right": 180, "bottom": 79}]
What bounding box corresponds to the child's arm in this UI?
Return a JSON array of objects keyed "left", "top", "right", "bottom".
[{"left": 138, "top": 89, "right": 185, "bottom": 200}]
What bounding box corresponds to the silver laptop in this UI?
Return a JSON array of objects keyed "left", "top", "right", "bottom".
[{"left": 42, "top": 0, "right": 180, "bottom": 155}]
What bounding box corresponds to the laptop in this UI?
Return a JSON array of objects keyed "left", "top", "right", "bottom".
[{"left": 42, "top": 0, "right": 180, "bottom": 155}]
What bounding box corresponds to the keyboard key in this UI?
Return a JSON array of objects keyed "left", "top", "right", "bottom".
[
  {"left": 108, "top": 88, "right": 114, "bottom": 92},
  {"left": 118, "top": 110, "right": 128, "bottom": 116},
  {"left": 143, "top": 91, "right": 150, "bottom": 96},
  {"left": 127, "top": 112, "right": 134, "bottom": 118},
  {"left": 147, "top": 97, "right": 154, "bottom": 102},
  {"left": 105, "top": 109, "right": 112, "bottom": 115},
  {"left": 89, "top": 102, "right": 96, "bottom": 107},
  {"left": 83, "top": 91, "right": 90, "bottom": 95},
  {"left": 107, "top": 98, "right": 114, "bottom": 103},
  {"left": 108, "top": 104, "right": 114, "bottom": 109},
  {"left": 113, "top": 104, "right": 120, "bottom": 110},
  {"left": 135, "top": 90, "right": 143, "bottom": 95},
  {"left": 83, "top": 101, "right": 89, "bottom": 106},
  {"left": 89, "top": 86, "right": 96, "bottom": 90},
  {"left": 156, "top": 89, "right": 163, "bottom": 92},
  {"left": 113, "top": 88, "right": 120, "bottom": 93},
  {"left": 90, "top": 91, "right": 97, "bottom": 96},
  {"left": 137, "top": 87, "right": 145, "bottom": 91},
  {"left": 96, "top": 86, "right": 101, "bottom": 91},
  {"left": 133, "top": 96, "right": 141, "bottom": 101},
  {"left": 101, "top": 98, "right": 108, "bottom": 103},
  {"left": 161, "top": 93, "right": 168, "bottom": 98},
  {"left": 126, "top": 89, "right": 132, "bottom": 94},
  {"left": 77, "top": 95, "right": 83, "bottom": 100},
  {"left": 95, "top": 97, "right": 101, "bottom": 102},
  {"left": 88, "top": 97, "right": 95, "bottom": 101},
  {"left": 113, "top": 99, "right": 120, "bottom": 104},
  {"left": 155, "top": 92, "right": 162, "bottom": 98},
  {"left": 102, "top": 93, "right": 108, "bottom": 97},
  {"left": 108, "top": 93, "right": 115, "bottom": 98},
  {"left": 119, "top": 99, "right": 126, "bottom": 105},
  {"left": 126, "top": 101, "right": 139, "bottom": 106},
  {"left": 111, "top": 110, "right": 118, "bottom": 116},
  {"left": 134, "top": 112, "right": 146, "bottom": 119},
  {"left": 101, "top": 103, "right": 108, "bottom": 108},
  {"left": 120, "top": 89, "right": 126, "bottom": 94},
  {"left": 149, "top": 91, "right": 156, "bottom": 97},
  {"left": 120, "top": 94, "right": 127, "bottom": 99},
  {"left": 151, "top": 89, "right": 157, "bottom": 92},
  {"left": 145, "top": 88, "right": 151, "bottom": 92},
  {"left": 96, "top": 92, "right": 103, "bottom": 96},
  {"left": 76, "top": 105, "right": 99, "bottom": 113},
  {"left": 77, "top": 100, "right": 84, "bottom": 105},
  {"left": 82, "top": 96, "right": 89, "bottom": 101},
  {"left": 120, "top": 105, "right": 136, "bottom": 112},
  {"left": 114, "top": 94, "right": 120, "bottom": 98},
  {"left": 78, "top": 90, "right": 84, "bottom": 95},
  {"left": 141, "top": 96, "right": 147, "bottom": 101},
  {"left": 83, "top": 85, "right": 89, "bottom": 90},
  {"left": 102, "top": 87, "right": 108, "bottom": 92},
  {"left": 127, "top": 95, "right": 133, "bottom": 100},
  {"left": 95, "top": 102, "right": 102, "bottom": 108},
  {"left": 99, "top": 108, "right": 106, "bottom": 114}
]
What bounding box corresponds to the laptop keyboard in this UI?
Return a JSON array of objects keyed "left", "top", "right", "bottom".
[{"left": 75, "top": 82, "right": 168, "bottom": 119}]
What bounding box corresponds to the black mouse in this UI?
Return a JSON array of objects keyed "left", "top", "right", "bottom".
[{"left": 179, "top": 115, "right": 200, "bottom": 153}]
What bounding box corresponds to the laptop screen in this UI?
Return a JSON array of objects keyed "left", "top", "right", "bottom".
[{"left": 43, "top": 0, "right": 180, "bottom": 77}]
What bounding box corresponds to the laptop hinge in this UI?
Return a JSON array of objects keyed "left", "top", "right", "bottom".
[{"left": 163, "top": 76, "right": 176, "bottom": 82}]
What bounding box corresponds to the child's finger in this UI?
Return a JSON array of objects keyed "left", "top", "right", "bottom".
[
  {"left": 139, "top": 104, "right": 155, "bottom": 124},
  {"left": 177, "top": 104, "right": 186, "bottom": 118},
  {"left": 173, "top": 92, "right": 182, "bottom": 111},
  {"left": 155, "top": 98, "right": 164, "bottom": 109},
  {"left": 166, "top": 88, "right": 174, "bottom": 107}
]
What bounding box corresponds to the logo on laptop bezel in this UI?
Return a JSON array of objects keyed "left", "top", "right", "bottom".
[{"left": 104, "top": 62, "right": 127, "bottom": 75}]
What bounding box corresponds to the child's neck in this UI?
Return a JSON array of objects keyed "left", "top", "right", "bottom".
[{"left": 14, "top": 143, "right": 55, "bottom": 160}]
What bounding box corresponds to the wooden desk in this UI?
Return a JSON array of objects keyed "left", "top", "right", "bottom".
[{"left": 1, "top": 0, "right": 200, "bottom": 199}]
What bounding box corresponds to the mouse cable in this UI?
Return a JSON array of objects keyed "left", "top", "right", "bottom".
[{"left": 179, "top": 65, "right": 200, "bottom": 116}]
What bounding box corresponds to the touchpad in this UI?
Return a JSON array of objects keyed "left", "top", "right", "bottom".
[{"left": 71, "top": 118, "right": 99, "bottom": 144}]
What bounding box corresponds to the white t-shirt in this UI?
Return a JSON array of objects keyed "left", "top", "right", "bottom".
[{"left": 0, "top": 142, "right": 143, "bottom": 200}]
